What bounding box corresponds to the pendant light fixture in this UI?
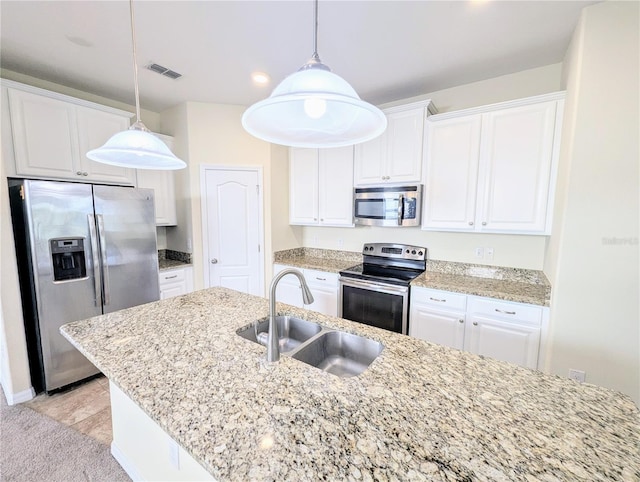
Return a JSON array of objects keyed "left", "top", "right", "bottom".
[
  {"left": 86, "top": 0, "right": 186, "bottom": 170},
  {"left": 241, "top": 0, "right": 386, "bottom": 148}
]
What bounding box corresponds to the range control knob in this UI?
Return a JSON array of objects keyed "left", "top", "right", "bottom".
[
  {"left": 411, "top": 250, "right": 417, "bottom": 255},
  {"left": 418, "top": 251, "right": 423, "bottom": 256}
]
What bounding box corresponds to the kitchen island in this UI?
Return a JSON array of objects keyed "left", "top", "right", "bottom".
[{"left": 61, "top": 287, "right": 639, "bottom": 481}]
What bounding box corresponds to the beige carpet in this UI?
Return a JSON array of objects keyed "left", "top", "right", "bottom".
[{"left": 0, "top": 388, "right": 130, "bottom": 482}]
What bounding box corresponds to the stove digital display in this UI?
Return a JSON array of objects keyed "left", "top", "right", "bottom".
[{"left": 381, "top": 247, "right": 402, "bottom": 255}]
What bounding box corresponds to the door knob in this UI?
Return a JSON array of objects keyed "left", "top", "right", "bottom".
[{"left": 211, "top": 258, "right": 218, "bottom": 264}]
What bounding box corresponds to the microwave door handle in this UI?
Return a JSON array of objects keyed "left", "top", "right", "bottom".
[{"left": 397, "top": 194, "right": 404, "bottom": 226}]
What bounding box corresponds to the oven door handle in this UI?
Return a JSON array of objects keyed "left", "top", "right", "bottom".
[{"left": 340, "top": 277, "right": 408, "bottom": 295}]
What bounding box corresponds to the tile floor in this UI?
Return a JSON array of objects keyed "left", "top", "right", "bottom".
[{"left": 25, "top": 375, "right": 113, "bottom": 445}]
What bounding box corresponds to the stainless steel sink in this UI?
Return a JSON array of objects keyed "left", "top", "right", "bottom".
[
  {"left": 237, "top": 316, "right": 384, "bottom": 377},
  {"left": 236, "top": 315, "right": 322, "bottom": 353},
  {"left": 291, "top": 331, "right": 384, "bottom": 377}
]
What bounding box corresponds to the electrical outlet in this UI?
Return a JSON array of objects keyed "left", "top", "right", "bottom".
[
  {"left": 337, "top": 238, "right": 344, "bottom": 248},
  {"left": 568, "top": 369, "right": 586, "bottom": 383},
  {"left": 475, "top": 247, "right": 484, "bottom": 259},
  {"left": 485, "top": 247, "right": 494, "bottom": 260}
]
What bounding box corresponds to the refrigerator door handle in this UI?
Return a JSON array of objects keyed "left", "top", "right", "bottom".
[
  {"left": 87, "top": 214, "right": 102, "bottom": 307},
  {"left": 96, "top": 214, "right": 111, "bottom": 306}
]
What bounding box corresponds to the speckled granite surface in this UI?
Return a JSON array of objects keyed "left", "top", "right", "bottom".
[
  {"left": 158, "top": 249, "right": 192, "bottom": 271},
  {"left": 274, "top": 248, "right": 361, "bottom": 273},
  {"left": 61, "top": 287, "right": 639, "bottom": 481},
  {"left": 275, "top": 248, "right": 551, "bottom": 306}
]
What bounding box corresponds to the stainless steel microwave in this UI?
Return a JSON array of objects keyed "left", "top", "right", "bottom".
[{"left": 353, "top": 185, "right": 422, "bottom": 227}]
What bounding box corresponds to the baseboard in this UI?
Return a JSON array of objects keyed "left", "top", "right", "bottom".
[
  {"left": 111, "top": 441, "right": 144, "bottom": 481},
  {"left": 2, "top": 385, "right": 35, "bottom": 405}
]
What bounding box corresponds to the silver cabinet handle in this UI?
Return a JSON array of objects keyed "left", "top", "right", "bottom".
[
  {"left": 468, "top": 221, "right": 474, "bottom": 226},
  {"left": 315, "top": 277, "right": 326, "bottom": 281},
  {"left": 164, "top": 274, "right": 178, "bottom": 280},
  {"left": 83, "top": 172, "right": 88, "bottom": 176},
  {"left": 77, "top": 171, "right": 83, "bottom": 176},
  {"left": 320, "top": 218, "right": 324, "bottom": 222},
  {"left": 482, "top": 221, "right": 487, "bottom": 226},
  {"left": 473, "top": 322, "right": 478, "bottom": 326},
  {"left": 458, "top": 319, "right": 464, "bottom": 324},
  {"left": 210, "top": 258, "right": 218, "bottom": 264},
  {"left": 495, "top": 308, "right": 516, "bottom": 315},
  {"left": 429, "top": 297, "right": 446, "bottom": 302}
]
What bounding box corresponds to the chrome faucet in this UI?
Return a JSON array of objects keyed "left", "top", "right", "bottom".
[{"left": 266, "top": 268, "right": 314, "bottom": 362}]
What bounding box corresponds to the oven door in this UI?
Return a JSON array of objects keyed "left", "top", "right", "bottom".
[{"left": 339, "top": 277, "right": 409, "bottom": 334}]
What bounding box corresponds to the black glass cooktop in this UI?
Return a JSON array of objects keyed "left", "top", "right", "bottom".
[{"left": 339, "top": 263, "right": 424, "bottom": 286}]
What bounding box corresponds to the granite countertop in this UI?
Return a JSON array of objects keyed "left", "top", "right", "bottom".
[
  {"left": 274, "top": 249, "right": 552, "bottom": 306},
  {"left": 158, "top": 258, "right": 192, "bottom": 271},
  {"left": 61, "top": 287, "right": 639, "bottom": 481}
]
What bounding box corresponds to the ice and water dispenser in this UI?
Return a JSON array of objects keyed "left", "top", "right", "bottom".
[{"left": 50, "top": 238, "right": 87, "bottom": 281}]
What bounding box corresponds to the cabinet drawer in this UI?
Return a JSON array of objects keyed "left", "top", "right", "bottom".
[
  {"left": 159, "top": 269, "right": 185, "bottom": 285},
  {"left": 411, "top": 287, "right": 467, "bottom": 312},
  {"left": 468, "top": 297, "right": 542, "bottom": 325},
  {"left": 304, "top": 269, "right": 338, "bottom": 287}
]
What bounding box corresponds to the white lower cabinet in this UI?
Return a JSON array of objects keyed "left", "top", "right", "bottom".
[
  {"left": 410, "top": 286, "right": 544, "bottom": 369},
  {"left": 110, "top": 382, "right": 214, "bottom": 481},
  {"left": 159, "top": 266, "right": 194, "bottom": 300},
  {"left": 273, "top": 264, "right": 338, "bottom": 317}
]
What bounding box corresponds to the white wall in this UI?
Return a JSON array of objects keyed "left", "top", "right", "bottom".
[
  {"left": 303, "top": 63, "right": 564, "bottom": 269},
  {"left": 161, "top": 102, "right": 275, "bottom": 292},
  {"left": 544, "top": 1, "right": 639, "bottom": 404}
]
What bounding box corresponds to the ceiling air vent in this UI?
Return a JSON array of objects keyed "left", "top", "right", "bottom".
[{"left": 146, "top": 63, "right": 182, "bottom": 80}]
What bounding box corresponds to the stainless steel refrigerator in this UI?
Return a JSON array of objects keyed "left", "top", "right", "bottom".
[{"left": 8, "top": 179, "right": 160, "bottom": 393}]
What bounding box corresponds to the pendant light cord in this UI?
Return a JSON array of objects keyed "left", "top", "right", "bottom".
[
  {"left": 312, "top": 0, "right": 319, "bottom": 60},
  {"left": 129, "top": 0, "right": 142, "bottom": 124}
]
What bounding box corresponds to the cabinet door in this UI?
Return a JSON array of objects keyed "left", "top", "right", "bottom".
[
  {"left": 289, "top": 148, "right": 319, "bottom": 224},
  {"left": 409, "top": 303, "right": 465, "bottom": 350},
  {"left": 353, "top": 134, "right": 386, "bottom": 185},
  {"left": 478, "top": 101, "right": 557, "bottom": 233},
  {"left": 8, "top": 88, "right": 79, "bottom": 178},
  {"left": 318, "top": 147, "right": 354, "bottom": 226},
  {"left": 422, "top": 115, "right": 482, "bottom": 231},
  {"left": 464, "top": 314, "right": 540, "bottom": 369},
  {"left": 305, "top": 269, "right": 339, "bottom": 317},
  {"left": 137, "top": 170, "right": 177, "bottom": 225},
  {"left": 76, "top": 106, "right": 136, "bottom": 185},
  {"left": 385, "top": 107, "right": 424, "bottom": 183}
]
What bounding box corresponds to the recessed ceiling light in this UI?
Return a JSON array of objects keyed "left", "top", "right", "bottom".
[{"left": 251, "top": 72, "right": 270, "bottom": 85}]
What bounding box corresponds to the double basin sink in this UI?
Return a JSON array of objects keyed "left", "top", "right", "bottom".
[{"left": 237, "top": 316, "right": 384, "bottom": 377}]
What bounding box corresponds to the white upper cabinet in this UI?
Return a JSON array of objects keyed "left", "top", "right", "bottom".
[
  {"left": 136, "top": 133, "right": 178, "bottom": 226},
  {"left": 7, "top": 84, "right": 136, "bottom": 185},
  {"left": 289, "top": 146, "right": 354, "bottom": 227},
  {"left": 422, "top": 115, "right": 482, "bottom": 230},
  {"left": 422, "top": 93, "right": 564, "bottom": 235},
  {"left": 354, "top": 100, "right": 435, "bottom": 185}
]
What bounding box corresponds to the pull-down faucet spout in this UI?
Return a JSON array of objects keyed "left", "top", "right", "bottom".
[{"left": 267, "top": 269, "right": 314, "bottom": 362}]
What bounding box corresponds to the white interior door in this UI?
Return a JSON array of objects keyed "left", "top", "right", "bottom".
[{"left": 202, "top": 167, "right": 263, "bottom": 296}]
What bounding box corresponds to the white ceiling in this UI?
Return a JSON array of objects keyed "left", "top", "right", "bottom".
[{"left": 0, "top": 1, "right": 598, "bottom": 113}]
